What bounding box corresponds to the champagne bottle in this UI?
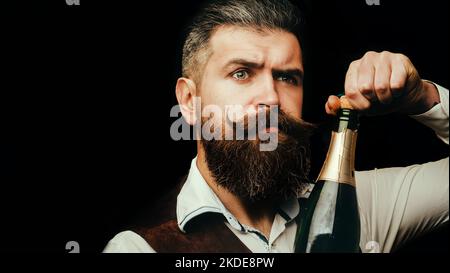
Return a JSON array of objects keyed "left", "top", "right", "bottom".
[{"left": 295, "top": 96, "right": 360, "bottom": 253}]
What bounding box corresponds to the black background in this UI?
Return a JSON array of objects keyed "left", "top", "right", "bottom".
[{"left": 1, "top": 0, "right": 448, "bottom": 253}]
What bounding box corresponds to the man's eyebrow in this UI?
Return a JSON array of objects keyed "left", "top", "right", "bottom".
[
  {"left": 223, "top": 58, "right": 304, "bottom": 79},
  {"left": 223, "top": 58, "right": 264, "bottom": 70},
  {"left": 273, "top": 68, "right": 304, "bottom": 80}
]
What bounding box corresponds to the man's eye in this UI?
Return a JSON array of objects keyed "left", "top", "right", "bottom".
[
  {"left": 276, "top": 75, "right": 298, "bottom": 85},
  {"left": 232, "top": 70, "right": 249, "bottom": 80}
]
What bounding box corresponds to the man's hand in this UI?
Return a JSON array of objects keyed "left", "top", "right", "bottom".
[{"left": 325, "top": 51, "right": 440, "bottom": 116}]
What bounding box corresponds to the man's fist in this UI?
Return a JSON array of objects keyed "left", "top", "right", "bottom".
[{"left": 325, "top": 51, "right": 439, "bottom": 116}]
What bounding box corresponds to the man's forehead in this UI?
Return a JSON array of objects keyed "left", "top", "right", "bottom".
[{"left": 209, "top": 26, "right": 302, "bottom": 67}]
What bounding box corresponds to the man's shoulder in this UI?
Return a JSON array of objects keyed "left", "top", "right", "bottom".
[
  {"left": 102, "top": 176, "right": 188, "bottom": 253},
  {"left": 103, "top": 230, "right": 156, "bottom": 253}
]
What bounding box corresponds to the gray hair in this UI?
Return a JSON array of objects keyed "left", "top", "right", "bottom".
[{"left": 182, "top": 0, "right": 304, "bottom": 82}]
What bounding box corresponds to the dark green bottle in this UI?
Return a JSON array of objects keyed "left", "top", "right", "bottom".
[{"left": 295, "top": 97, "right": 360, "bottom": 253}]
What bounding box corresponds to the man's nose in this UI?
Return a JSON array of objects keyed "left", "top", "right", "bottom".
[{"left": 254, "top": 76, "right": 279, "bottom": 106}]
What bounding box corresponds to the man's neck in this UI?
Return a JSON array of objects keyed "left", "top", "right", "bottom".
[{"left": 196, "top": 148, "right": 276, "bottom": 239}]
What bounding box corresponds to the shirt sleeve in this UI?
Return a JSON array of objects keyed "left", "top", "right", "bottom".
[
  {"left": 410, "top": 82, "right": 449, "bottom": 144},
  {"left": 102, "top": 230, "right": 156, "bottom": 253},
  {"left": 355, "top": 82, "right": 449, "bottom": 253}
]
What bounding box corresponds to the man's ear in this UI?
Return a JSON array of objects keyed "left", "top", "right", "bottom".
[{"left": 175, "top": 77, "right": 198, "bottom": 126}]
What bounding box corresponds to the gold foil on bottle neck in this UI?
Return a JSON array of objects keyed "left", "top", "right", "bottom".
[{"left": 316, "top": 129, "right": 357, "bottom": 186}]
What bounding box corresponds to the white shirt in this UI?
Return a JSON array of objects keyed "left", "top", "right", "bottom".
[{"left": 103, "top": 83, "right": 449, "bottom": 253}]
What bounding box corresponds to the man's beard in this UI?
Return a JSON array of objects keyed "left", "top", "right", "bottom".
[{"left": 201, "top": 108, "right": 313, "bottom": 203}]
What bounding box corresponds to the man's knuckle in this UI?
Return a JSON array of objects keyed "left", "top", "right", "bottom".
[
  {"left": 348, "top": 60, "right": 359, "bottom": 69},
  {"left": 346, "top": 89, "right": 358, "bottom": 98},
  {"left": 380, "top": 50, "right": 392, "bottom": 57},
  {"left": 365, "top": 51, "right": 376, "bottom": 56},
  {"left": 359, "top": 82, "right": 373, "bottom": 92},
  {"left": 390, "top": 80, "right": 404, "bottom": 90},
  {"left": 395, "top": 53, "right": 410, "bottom": 63},
  {"left": 374, "top": 82, "right": 388, "bottom": 92}
]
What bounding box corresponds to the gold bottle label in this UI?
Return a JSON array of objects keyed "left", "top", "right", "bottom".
[{"left": 316, "top": 129, "right": 357, "bottom": 186}]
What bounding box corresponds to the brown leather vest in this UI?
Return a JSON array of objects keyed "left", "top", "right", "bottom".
[{"left": 132, "top": 176, "right": 251, "bottom": 253}]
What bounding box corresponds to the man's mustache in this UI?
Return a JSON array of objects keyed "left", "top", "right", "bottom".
[{"left": 223, "top": 106, "right": 311, "bottom": 138}]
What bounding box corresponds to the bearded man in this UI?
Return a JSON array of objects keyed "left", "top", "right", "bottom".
[{"left": 104, "top": 0, "right": 449, "bottom": 253}]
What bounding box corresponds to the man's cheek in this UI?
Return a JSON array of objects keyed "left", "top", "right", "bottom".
[
  {"left": 201, "top": 105, "right": 224, "bottom": 140},
  {"left": 279, "top": 93, "right": 303, "bottom": 119}
]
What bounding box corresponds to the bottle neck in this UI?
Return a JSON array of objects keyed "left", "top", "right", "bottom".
[
  {"left": 316, "top": 109, "right": 359, "bottom": 186},
  {"left": 334, "top": 108, "right": 359, "bottom": 132}
]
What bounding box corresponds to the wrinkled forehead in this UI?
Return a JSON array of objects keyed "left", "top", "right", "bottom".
[{"left": 208, "top": 26, "right": 303, "bottom": 69}]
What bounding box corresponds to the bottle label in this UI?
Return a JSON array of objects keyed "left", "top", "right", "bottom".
[{"left": 316, "top": 129, "right": 357, "bottom": 186}]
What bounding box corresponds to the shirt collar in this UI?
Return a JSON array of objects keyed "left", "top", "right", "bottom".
[{"left": 176, "top": 156, "right": 302, "bottom": 232}]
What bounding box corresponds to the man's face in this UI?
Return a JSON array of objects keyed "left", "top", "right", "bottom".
[
  {"left": 194, "top": 26, "right": 311, "bottom": 202},
  {"left": 199, "top": 26, "right": 304, "bottom": 120}
]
